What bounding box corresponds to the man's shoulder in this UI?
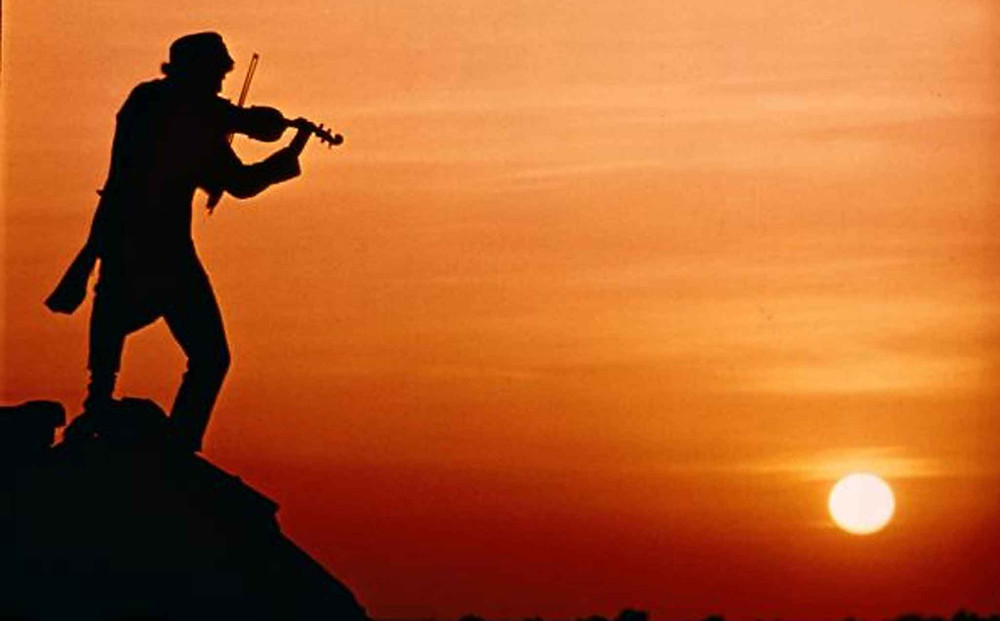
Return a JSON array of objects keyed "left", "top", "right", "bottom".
[
  {"left": 128, "top": 79, "right": 168, "bottom": 102},
  {"left": 121, "top": 79, "right": 234, "bottom": 115},
  {"left": 117, "top": 79, "right": 167, "bottom": 117}
]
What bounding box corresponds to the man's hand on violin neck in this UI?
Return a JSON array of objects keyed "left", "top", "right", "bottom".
[
  {"left": 288, "top": 117, "right": 319, "bottom": 133},
  {"left": 288, "top": 117, "right": 315, "bottom": 155}
]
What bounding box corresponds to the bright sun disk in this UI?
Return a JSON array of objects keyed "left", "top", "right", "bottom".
[{"left": 828, "top": 473, "right": 895, "bottom": 535}]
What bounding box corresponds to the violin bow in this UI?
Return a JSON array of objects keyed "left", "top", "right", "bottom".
[{"left": 207, "top": 52, "right": 259, "bottom": 212}]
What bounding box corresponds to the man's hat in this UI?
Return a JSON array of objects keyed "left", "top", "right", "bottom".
[{"left": 162, "top": 32, "right": 235, "bottom": 76}]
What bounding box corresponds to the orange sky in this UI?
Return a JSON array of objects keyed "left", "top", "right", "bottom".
[{"left": 3, "top": 1, "right": 1000, "bottom": 619}]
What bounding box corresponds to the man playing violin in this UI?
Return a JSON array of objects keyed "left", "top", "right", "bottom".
[{"left": 52, "top": 32, "right": 319, "bottom": 452}]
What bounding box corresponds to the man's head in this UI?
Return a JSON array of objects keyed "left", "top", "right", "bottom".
[{"left": 161, "top": 32, "right": 234, "bottom": 93}]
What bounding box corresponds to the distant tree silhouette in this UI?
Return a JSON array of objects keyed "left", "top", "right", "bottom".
[
  {"left": 616, "top": 609, "right": 650, "bottom": 621},
  {"left": 454, "top": 606, "right": 1000, "bottom": 621},
  {"left": 952, "top": 610, "right": 982, "bottom": 621}
]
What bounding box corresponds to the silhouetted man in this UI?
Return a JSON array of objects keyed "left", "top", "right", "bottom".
[{"left": 52, "top": 32, "right": 316, "bottom": 452}]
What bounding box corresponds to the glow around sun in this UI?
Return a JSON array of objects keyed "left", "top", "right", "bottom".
[{"left": 828, "top": 473, "right": 895, "bottom": 535}]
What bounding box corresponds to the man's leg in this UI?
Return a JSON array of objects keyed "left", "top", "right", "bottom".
[
  {"left": 86, "top": 288, "right": 130, "bottom": 412},
  {"left": 71, "top": 282, "right": 157, "bottom": 441},
  {"left": 163, "top": 267, "right": 231, "bottom": 452}
]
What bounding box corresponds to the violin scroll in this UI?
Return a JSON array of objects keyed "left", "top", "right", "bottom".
[
  {"left": 288, "top": 117, "right": 343, "bottom": 148},
  {"left": 314, "top": 123, "right": 344, "bottom": 147}
]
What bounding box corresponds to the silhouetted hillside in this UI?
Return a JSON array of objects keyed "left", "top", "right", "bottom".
[
  {"left": 450, "top": 611, "right": 1000, "bottom": 621},
  {"left": 0, "top": 398, "right": 368, "bottom": 621}
]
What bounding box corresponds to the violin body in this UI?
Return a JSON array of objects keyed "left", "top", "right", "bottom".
[
  {"left": 227, "top": 105, "right": 288, "bottom": 142},
  {"left": 224, "top": 104, "right": 343, "bottom": 147}
]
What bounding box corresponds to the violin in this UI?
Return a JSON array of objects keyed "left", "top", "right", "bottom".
[
  {"left": 231, "top": 106, "right": 343, "bottom": 147},
  {"left": 222, "top": 53, "right": 343, "bottom": 147},
  {"left": 207, "top": 52, "right": 343, "bottom": 209}
]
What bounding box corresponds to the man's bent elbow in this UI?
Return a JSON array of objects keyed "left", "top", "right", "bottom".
[{"left": 226, "top": 181, "right": 269, "bottom": 199}]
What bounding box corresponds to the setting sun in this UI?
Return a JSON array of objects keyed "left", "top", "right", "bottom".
[{"left": 828, "top": 473, "right": 896, "bottom": 535}]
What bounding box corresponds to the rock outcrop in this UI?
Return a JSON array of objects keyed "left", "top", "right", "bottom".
[{"left": 1, "top": 398, "right": 368, "bottom": 621}]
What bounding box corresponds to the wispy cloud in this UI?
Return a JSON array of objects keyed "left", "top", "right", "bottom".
[{"left": 740, "top": 446, "right": 949, "bottom": 481}]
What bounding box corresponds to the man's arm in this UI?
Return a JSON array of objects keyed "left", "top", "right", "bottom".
[{"left": 206, "top": 120, "right": 314, "bottom": 199}]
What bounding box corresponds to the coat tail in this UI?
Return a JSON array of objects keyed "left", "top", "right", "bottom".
[{"left": 45, "top": 244, "right": 97, "bottom": 314}]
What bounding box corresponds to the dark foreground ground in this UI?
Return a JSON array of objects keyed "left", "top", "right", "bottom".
[{"left": 0, "top": 398, "right": 368, "bottom": 621}]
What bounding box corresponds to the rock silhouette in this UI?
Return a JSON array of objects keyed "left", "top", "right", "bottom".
[{"left": 0, "top": 398, "right": 368, "bottom": 621}]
